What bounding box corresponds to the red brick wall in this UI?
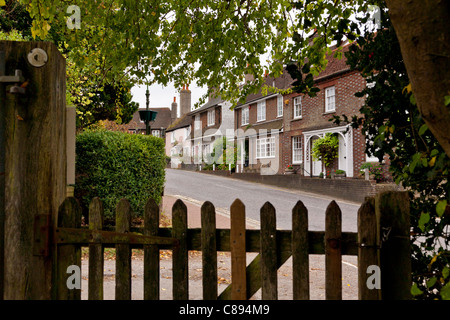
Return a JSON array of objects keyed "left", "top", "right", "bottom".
[{"left": 281, "top": 70, "right": 369, "bottom": 177}]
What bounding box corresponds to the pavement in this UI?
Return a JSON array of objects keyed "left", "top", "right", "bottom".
[{"left": 80, "top": 195, "right": 359, "bottom": 300}]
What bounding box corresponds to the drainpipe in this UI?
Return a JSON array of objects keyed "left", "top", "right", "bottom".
[{"left": 0, "top": 50, "right": 5, "bottom": 300}]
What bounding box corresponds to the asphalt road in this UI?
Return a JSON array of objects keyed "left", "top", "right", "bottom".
[{"left": 164, "top": 169, "right": 361, "bottom": 232}]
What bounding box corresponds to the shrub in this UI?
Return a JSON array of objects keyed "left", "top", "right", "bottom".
[
  {"left": 75, "top": 129, "right": 166, "bottom": 223},
  {"left": 360, "top": 162, "right": 386, "bottom": 182}
]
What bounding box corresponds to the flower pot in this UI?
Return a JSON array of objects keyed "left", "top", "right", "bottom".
[{"left": 285, "top": 170, "right": 295, "bottom": 175}]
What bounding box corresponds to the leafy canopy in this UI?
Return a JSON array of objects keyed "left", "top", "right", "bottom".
[{"left": 9, "top": 0, "right": 371, "bottom": 107}]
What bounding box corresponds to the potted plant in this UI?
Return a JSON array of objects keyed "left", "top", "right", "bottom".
[
  {"left": 285, "top": 164, "right": 296, "bottom": 174},
  {"left": 334, "top": 169, "right": 346, "bottom": 179},
  {"left": 311, "top": 133, "right": 339, "bottom": 174}
]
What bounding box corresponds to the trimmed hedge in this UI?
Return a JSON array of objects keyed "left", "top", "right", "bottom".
[{"left": 75, "top": 130, "right": 166, "bottom": 223}]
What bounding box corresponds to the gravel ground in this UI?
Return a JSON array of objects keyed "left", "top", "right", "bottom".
[{"left": 80, "top": 251, "right": 358, "bottom": 300}]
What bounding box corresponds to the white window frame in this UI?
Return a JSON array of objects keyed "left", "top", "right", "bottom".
[
  {"left": 202, "top": 144, "right": 210, "bottom": 157},
  {"left": 194, "top": 115, "right": 200, "bottom": 130},
  {"left": 152, "top": 130, "right": 160, "bottom": 137},
  {"left": 256, "top": 137, "right": 275, "bottom": 159},
  {"left": 325, "top": 86, "right": 336, "bottom": 112},
  {"left": 292, "top": 136, "right": 303, "bottom": 164},
  {"left": 277, "top": 96, "right": 283, "bottom": 117},
  {"left": 242, "top": 107, "right": 249, "bottom": 125},
  {"left": 257, "top": 100, "right": 266, "bottom": 122},
  {"left": 293, "top": 96, "right": 302, "bottom": 119},
  {"left": 207, "top": 109, "right": 215, "bottom": 126}
]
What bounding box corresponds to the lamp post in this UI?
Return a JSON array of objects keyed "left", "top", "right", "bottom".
[
  {"left": 145, "top": 85, "right": 150, "bottom": 135},
  {"left": 138, "top": 84, "right": 158, "bottom": 135}
]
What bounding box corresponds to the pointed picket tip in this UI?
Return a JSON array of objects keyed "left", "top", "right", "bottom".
[
  {"left": 201, "top": 200, "right": 215, "bottom": 211},
  {"left": 326, "top": 200, "right": 342, "bottom": 214},
  {"left": 292, "top": 200, "right": 307, "bottom": 213},
  {"left": 89, "top": 197, "right": 104, "bottom": 230},
  {"left": 231, "top": 198, "right": 245, "bottom": 210},
  {"left": 145, "top": 197, "right": 159, "bottom": 211},
  {"left": 261, "top": 201, "right": 275, "bottom": 212},
  {"left": 173, "top": 198, "right": 187, "bottom": 211}
]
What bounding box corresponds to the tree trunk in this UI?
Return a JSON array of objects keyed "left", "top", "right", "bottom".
[{"left": 385, "top": 0, "right": 450, "bottom": 157}]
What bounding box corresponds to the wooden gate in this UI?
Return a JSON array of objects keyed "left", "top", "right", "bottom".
[{"left": 50, "top": 191, "right": 411, "bottom": 300}]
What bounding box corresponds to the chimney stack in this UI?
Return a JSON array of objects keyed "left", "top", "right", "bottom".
[
  {"left": 171, "top": 96, "right": 178, "bottom": 122},
  {"left": 180, "top": 84, "right": 191, "bottom": 117},
  {"left": 244, "top": 63, "right": 254, "bottom": 84}
]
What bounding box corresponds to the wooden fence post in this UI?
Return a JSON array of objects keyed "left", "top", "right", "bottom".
[
  {"left": 325, "top": 201, "right": 342, "bottom": 300},
  {"left": 292, "top": 200, "right": 309, "bottom": 300},
  {"left": 54, "top": 197, "right": 81, "bottom": 300},
  {"left": 230, "top": 199, "right": 247, "bottom": 300},
  {"left": 115, "top": 199, "right": 132, "bottom": 300},
  {"left": 144, "top": 198, "right": 160, "bottom": 300},
  {"left": 357, "top": 197, "right": 380, "bottom": 300},
  {"left": 1, "top": 40, "right": 67, "bottom": 300},
  {"left": 88, "top": 197, "right": 104, "bottom": 300},
  {"left": 260, "top": 202, "right": 277, "bottom": 300},
  {"left": 375, "top": 191, "right": 411, "bottom": 300},
  {"left": 201, "top": 201, "right": 217, "bottom": 300},
  {"left": 172, "top": 199, "right": 188, "bottom": 300}
]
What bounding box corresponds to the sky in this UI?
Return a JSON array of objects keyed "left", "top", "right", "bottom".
[{"left": 131, "top": 81, "right": 208, "bottom": 117}]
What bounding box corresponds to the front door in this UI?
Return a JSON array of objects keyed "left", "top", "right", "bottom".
[{"left": 311, "top": 137, "right": 323, "bottom": 176}]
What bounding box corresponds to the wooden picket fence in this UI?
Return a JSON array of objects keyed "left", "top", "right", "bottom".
[{"left": 51, "top": 191, "right": 411, "bottom": 300}]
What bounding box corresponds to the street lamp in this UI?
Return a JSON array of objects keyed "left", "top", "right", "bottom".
[{"left": 139, "top": 84, "right": 157, "bottom": 135}]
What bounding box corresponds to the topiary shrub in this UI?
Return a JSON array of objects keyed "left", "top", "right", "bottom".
[{"left": 75, "top": 129, "right": 166, "bottom": 223}]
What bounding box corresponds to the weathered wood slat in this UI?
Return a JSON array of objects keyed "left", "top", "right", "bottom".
[
  {"left": 292, "top": 201, "right": 309, "bottom": 300},
  {"left": 71, "top": 227, "right": 357, "bottom": 255},
  {"left": 325, "top": 201, "right": 342, "bottom": 300},
  {"left": 54, "top": 197, "right": 81, "bottom": 300},
  {"left": 260, "top": 202, "right": 277, "bottom": 300},
  {"left": 357, "top": 197, "right": 380, "bottom": 300},
  {"left": 201, "top": 201, "right": 217, "bottom": 300},
  {"left": 230, "top": 199, "right": 247, "bottom": 300},
  {"left": 172, "top": 199, "right": 188, "bottom": 300},
  {"left": 88, "top": 197, "right": 104, "bottom": 300},
  {"left": 376, "top": 191, "right": 411, "bottom": 300},
  {"left": 115, "top": 199, "right": 132, "bottom": 300},
  {"left": 55, "top": 228, "right": 178, "bottom": 246},
  {"left": 144, "top": 198, "right": 160, "bottom": 300}
]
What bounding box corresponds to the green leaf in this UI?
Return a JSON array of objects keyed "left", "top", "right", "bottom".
[
  {"left": 0, "top": 0, "right": 5, "bottom": 6},
  {"left": 419, "top": 124, "right": 428, "bottom": 136},
  {"left": 436, "top": 200, "right": 447, "bottom": 217},
  {"left": 426, "top": 277, "right": 437, "bottom": 288},
  {"left": 418, "top": 212, "right": 430, "bottom": 232},
  {"left": 445, "top": 95, "right": 450, "bottom": 106},
  {"left": 411, "top": 283, "right": 423, "bottom": 296},
  {"left": 409, "top": 152, "right": 421, "bottom": 173},
  {"left": 443, "top": 266, "right": 449, "bottom": 280},
  {"left": 442, "top": 282, "right": 450, "bottom": 300}
]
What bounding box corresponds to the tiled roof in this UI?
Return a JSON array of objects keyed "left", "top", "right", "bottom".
[
  {"left": 236, "top": 43, "right": 352, "bottom": 108},
  {"left": 130, "top": 108, "right": 173, "bottom": 130},
  {"left": 166, "top": 114, "right": 192, "bottom": 132},
  {"left": 188, "top": 97, "right": 223, "bottom": 115}
]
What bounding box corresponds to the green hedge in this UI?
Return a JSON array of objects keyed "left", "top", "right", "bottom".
[{"left": 75, "top": 130, "right": 166, "bottom": 223}]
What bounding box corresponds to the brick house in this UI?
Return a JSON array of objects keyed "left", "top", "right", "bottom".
[
  {"left": 234, "top": 74, "right": 292, "bottom": 175},
  {"left": 235, "top": 44, "right": 378, "bottom": 177},
  {"left": 188, "top": 93, "right": 234, "bottom": 165}
]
